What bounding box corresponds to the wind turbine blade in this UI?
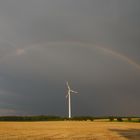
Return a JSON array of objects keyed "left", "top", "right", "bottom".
[
  {"left": 70, "top": 90, "right": 78, "bottom": 94},
  {"left": 66, "top": 94, "right": 69, "bottom": 98},
  {"left": 66, "top": 81, "right": 70, "bottom": 90}
]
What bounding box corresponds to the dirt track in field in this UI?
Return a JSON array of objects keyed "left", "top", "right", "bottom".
[{"left": 0, "top": 121, "right": 140, "bottom": 140}]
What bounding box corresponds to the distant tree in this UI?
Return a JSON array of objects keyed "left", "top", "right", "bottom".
[
  {"left": 109, "top": 117, "right": 114, "bottom": 121},
  {"left": 117, "top": 117, "right": 123, "bottom": 122},
  {"left": 127, "top": 118, "right": 132, "bottom": 122}
]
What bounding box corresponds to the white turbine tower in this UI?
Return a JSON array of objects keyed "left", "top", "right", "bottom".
[{"left": 66, "top": 81, "right": 78, "bottom": 118}]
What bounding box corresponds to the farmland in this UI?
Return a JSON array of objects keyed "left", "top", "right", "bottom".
[{"left": 0, "top": 121, "right": 140, "bottom": 140}]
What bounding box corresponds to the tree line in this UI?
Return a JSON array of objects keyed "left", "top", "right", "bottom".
[{"left": 0, "top": 116, "right": 139, "bottom": 122}]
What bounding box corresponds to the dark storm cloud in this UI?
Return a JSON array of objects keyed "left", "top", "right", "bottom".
[{"left": 0, "top": 0, "right": 140, "bottom": 116}]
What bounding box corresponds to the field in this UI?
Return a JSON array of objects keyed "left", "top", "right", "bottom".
[{"left": 0, "top": 121, "right": 140, "bottom": 140}]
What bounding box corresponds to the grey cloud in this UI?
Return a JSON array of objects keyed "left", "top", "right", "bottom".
[{"left": 0, "top": 0, "right": 140, "bottom": 116}]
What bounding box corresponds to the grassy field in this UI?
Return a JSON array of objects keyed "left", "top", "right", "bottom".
[{"left": 0, "top": 121, "right": 140, "bottom": 140}]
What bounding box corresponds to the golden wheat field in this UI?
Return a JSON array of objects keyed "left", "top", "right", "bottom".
[{"left": 0, "top": 121, "right": 140, "bottom": 140}]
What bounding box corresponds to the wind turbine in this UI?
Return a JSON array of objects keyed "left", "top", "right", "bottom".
[{"left": 66, "top": 81, "right": 78, "bottom": 118}]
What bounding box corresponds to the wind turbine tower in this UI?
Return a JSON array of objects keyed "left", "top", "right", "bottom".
[{"left": 66, "top": 82, "right": 78, "bottom": 118}]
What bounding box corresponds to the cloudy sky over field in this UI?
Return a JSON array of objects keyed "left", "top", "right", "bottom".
[{"left": 0, "top": 0, "right": 140, "bottom": 116}]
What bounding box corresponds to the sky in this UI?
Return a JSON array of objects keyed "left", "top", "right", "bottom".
[{"left": 0, "top": 0, "right": 140, "bottom": 116}]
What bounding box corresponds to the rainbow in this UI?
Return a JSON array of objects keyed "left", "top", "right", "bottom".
[{"left": 0, "top": 41, "right": 140, "bottom": 71}]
